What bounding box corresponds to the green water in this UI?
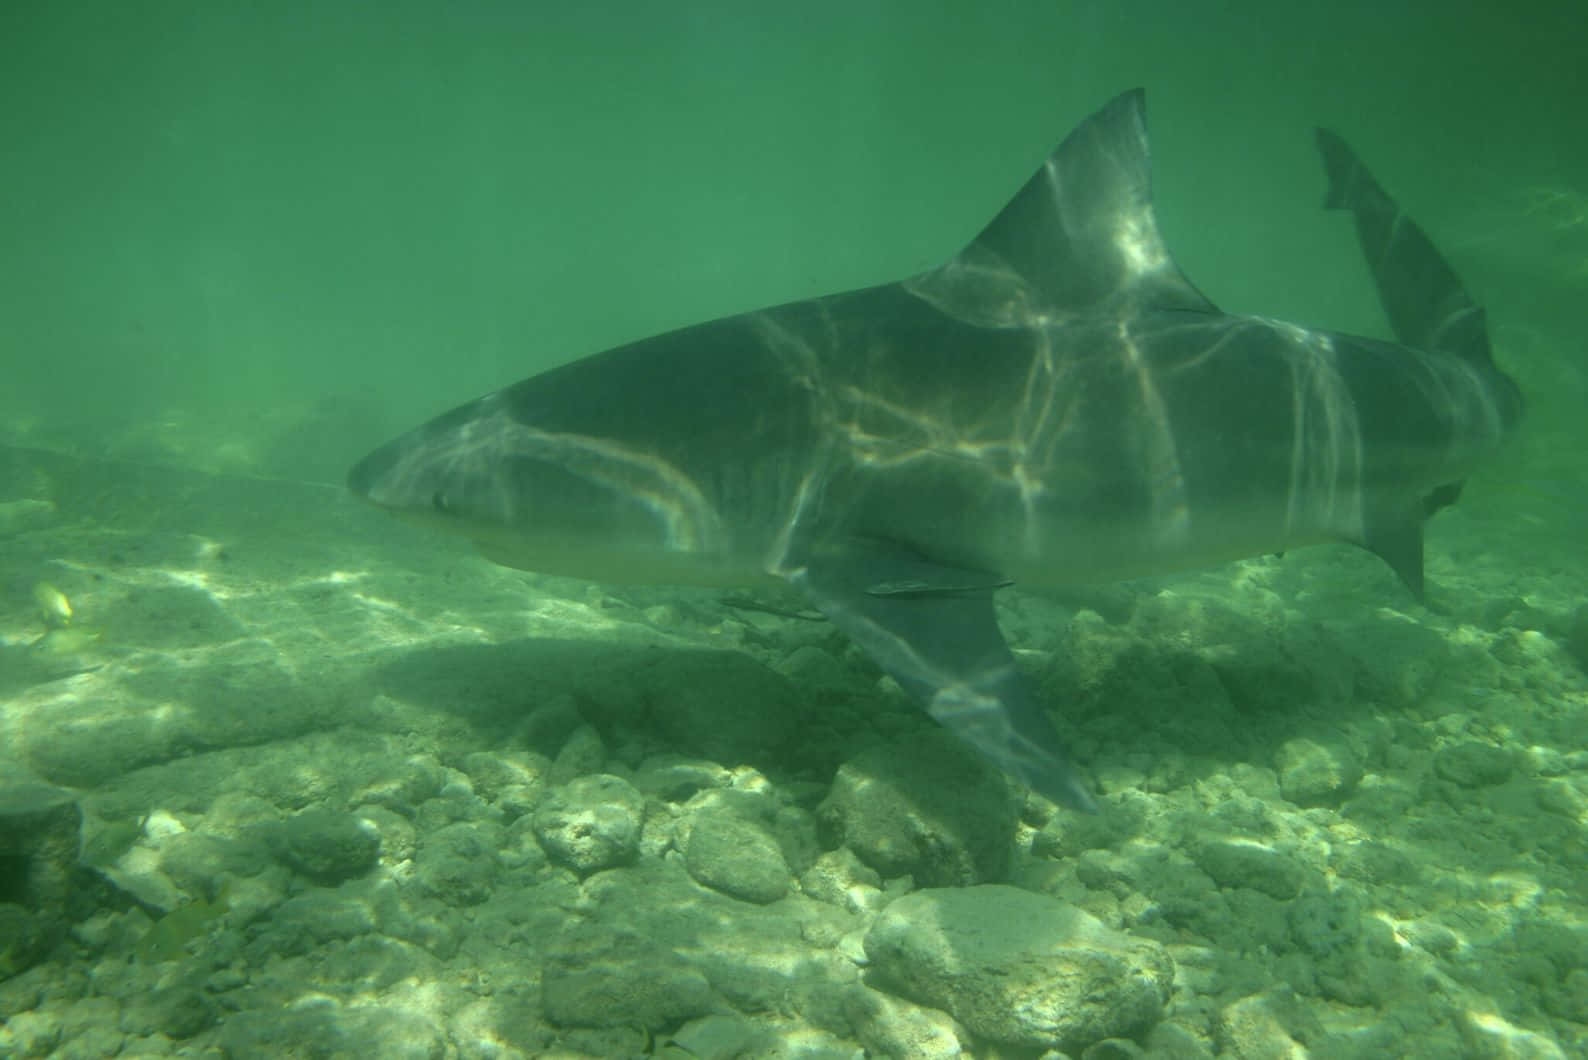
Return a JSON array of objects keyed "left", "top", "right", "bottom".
[{"left": 3, "top": 2, "right": 1583, "bottom": 457}]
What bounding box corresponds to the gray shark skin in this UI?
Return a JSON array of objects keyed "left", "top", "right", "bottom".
[{"left": 348, "top": 90, "right": 1521, "bottom": 812}]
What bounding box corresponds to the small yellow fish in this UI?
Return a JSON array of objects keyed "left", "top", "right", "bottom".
[{"left": 32, "top": 581, "right": 72, "bottom": 628}]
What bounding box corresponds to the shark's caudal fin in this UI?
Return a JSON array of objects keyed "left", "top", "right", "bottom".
[
  {"left": 1315, "top": 129, "right": 1521, "bottom": 600},
  {"left": 908, "top": 88, "right": 1217, "bottom": 326}
]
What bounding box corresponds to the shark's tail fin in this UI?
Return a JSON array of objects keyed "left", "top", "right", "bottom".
[
  {"left": 1318, "top": 129, "right": 1524, "bottom": 602},
  {"left": 1315, "top": 129, "right": 1498, "bottom": 377}
]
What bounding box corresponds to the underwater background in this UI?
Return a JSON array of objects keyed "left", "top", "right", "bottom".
[{"left": 2, "top": 1, "right": 1585, "bottom": 1057}]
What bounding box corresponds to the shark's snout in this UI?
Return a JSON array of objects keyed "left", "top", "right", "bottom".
[
  {"left": 346, "top": 430, "right": 442, "bottom": 512},
  {"left": 345, "top": 450, "right": 380, "bottom": 502},
  {"left": 346, "top": 440, "right": 402, "bottom": 506}
]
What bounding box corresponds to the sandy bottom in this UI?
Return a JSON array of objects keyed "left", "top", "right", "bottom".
[{"left": 1, "top": 440, "right": 1584, "bottom": 1058}]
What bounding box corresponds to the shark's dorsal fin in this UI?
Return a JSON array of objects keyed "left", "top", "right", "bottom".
[{"left": 908, "top": 88, "right": 1217, "bottom": 327}]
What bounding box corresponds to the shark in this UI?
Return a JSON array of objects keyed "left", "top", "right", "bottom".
[{"left": 347, "top": 90, "right": 1522, "bottom": 812}]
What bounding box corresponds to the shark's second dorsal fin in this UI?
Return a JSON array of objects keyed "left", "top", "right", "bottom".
[{"left": 908, "top": 89, "right": 1217, "bottom": 327}]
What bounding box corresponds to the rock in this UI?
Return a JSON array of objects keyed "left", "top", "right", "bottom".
[
  {"left": 1457, "top": 1008, "right": 1571, "bottom": 1060},
  {"left": 801, "top": 848, "right": 886, "bottom": 915},
  {"left": 550, "top": 723, "right": 607, "bottom": 783},
  {"left": 769, "top": 803, "right": 822, "bottom": 876},
  {"left": 1433, "top": 740, "right": 1513, "bottom": 788},
  {"left": 682, "top": 810, "right": 791, "bottom": 904},
  {"left": 460, "top": 749, "right": 550, "bottom": 806},
  {"left": 0, "top": 904, "right": 50, "bottom": 981},
  {"left": 1207, "top": 633, "right": 1338, "bottom": 717},
  {"left": 0, "top": 782, "right": 81, "bottom": 975},
  {"left": 532, "top": 774, "right": 645, "bottom": 875},
  {"left": 634, "top": 651, "right": 804, "bottom": 767},
  {"left": 352, "top": 805, "right": 417, "bottom": 863},
  {"left": 1329, "top": 610, "right": 1448, "bottom": 709},
  {"left": 775, "top": 644, "right": 862, "bottom": 701},
  {"left": 1192, "top": 838, "right": 1307, "bottom": 900},
  {"left": 0, "top": 497, "right": 57, "bottom": 534},
  {"left": 159, "top": 831, "right": 270, "bottom": 896},
  {"left": 450, "top": 993, "right": 555, "bottom": 1057},
  {"left": 1284, "top": 891, "right": 1400, "bottom": 1006},
  {"left": 350, "top": 753, "right": 447, "bottom": 815},
  {"left": 665, "top": 1014, "right": 777, "bottom": 1058},
  {"left": 218, "top": 999, "right": 445, "bottom": 1059},
  {"left": 819, "top": 729, "right": 1018, "bottom": 886},
  {"left": 0, "top": 782, "right": 81, "bottom": 919},
  {"left": 1275, "top": 737, "right": 1361, "bottom": 805},
  {"left": 845, "top": 985, "right": 968, "bottom": 1059},
  {"left": 0, "top": 1009, "right": 61, "bottom": 1057},
  {"left": 542, "top": 925, "right": 717, "bottom": 1031},
  {"left": 1143, "top": 1021, "right": 1216, "bottom": 1059},
  {"left": 260, "top": 891, "right": 378, "bottom": 957},
  {"left": 513, "top": 692, "right": 586, "bottom": 757},
  {"left": 1332, "top": 839, "right": 1417, "bottom": 886},
  {"left": 374, "top": 898, "right": 460, "bottom": 962},
  {"left": 414, "top": 820, "right": 503, "bottom": 906},
  {"left": 126, "top": 980, "right": 217, "bottom": 1039},
  {"left": 58, "top": 997, "right": 124, "bottom": 1059},
  {"left": 864, "top": 885, "right": 1173, "bottom": 1052},
  {"left": 1215, "top": 989, "right": 1323, "bottom": 1059},
  {"left": 275, "top": 808, "right": 380, "bottom": 884},
  {"left": 1565, "top": 604, "right": 1588, "bottom": 673},
  {"left": 25, "top": 650, "right": 312, "bottom": 787},
  {"left": 1546, "top": 968, "right": 1588, "bottom": 1024}
]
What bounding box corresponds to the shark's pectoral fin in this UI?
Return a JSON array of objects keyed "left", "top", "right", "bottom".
[
  {"left": 782, "top": 539, "right": 1097, "bottom": 812},
  {"left": 1357, "top": 503, "right": 1426, "bottom": 602}
]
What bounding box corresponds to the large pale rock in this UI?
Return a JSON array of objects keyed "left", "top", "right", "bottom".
[
  {"left": 864, "top": 885, "right": 1173, "bottom": 1052},
  {"left": 681, "top": 809, "right": 791, "bottom": 904}
]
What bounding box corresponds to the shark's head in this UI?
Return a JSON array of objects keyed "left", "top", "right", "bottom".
[{"left": 346, "top": 389, "right": 739, "bottom": 584}]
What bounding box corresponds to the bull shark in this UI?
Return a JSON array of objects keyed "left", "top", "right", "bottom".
[{"left": 347, "top": 90, "right": 1521, "bottom": 812}]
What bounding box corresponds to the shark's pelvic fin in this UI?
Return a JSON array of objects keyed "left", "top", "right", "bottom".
[{"left": 1359, "top": 504, "right": 1427, "bottom": 602}]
